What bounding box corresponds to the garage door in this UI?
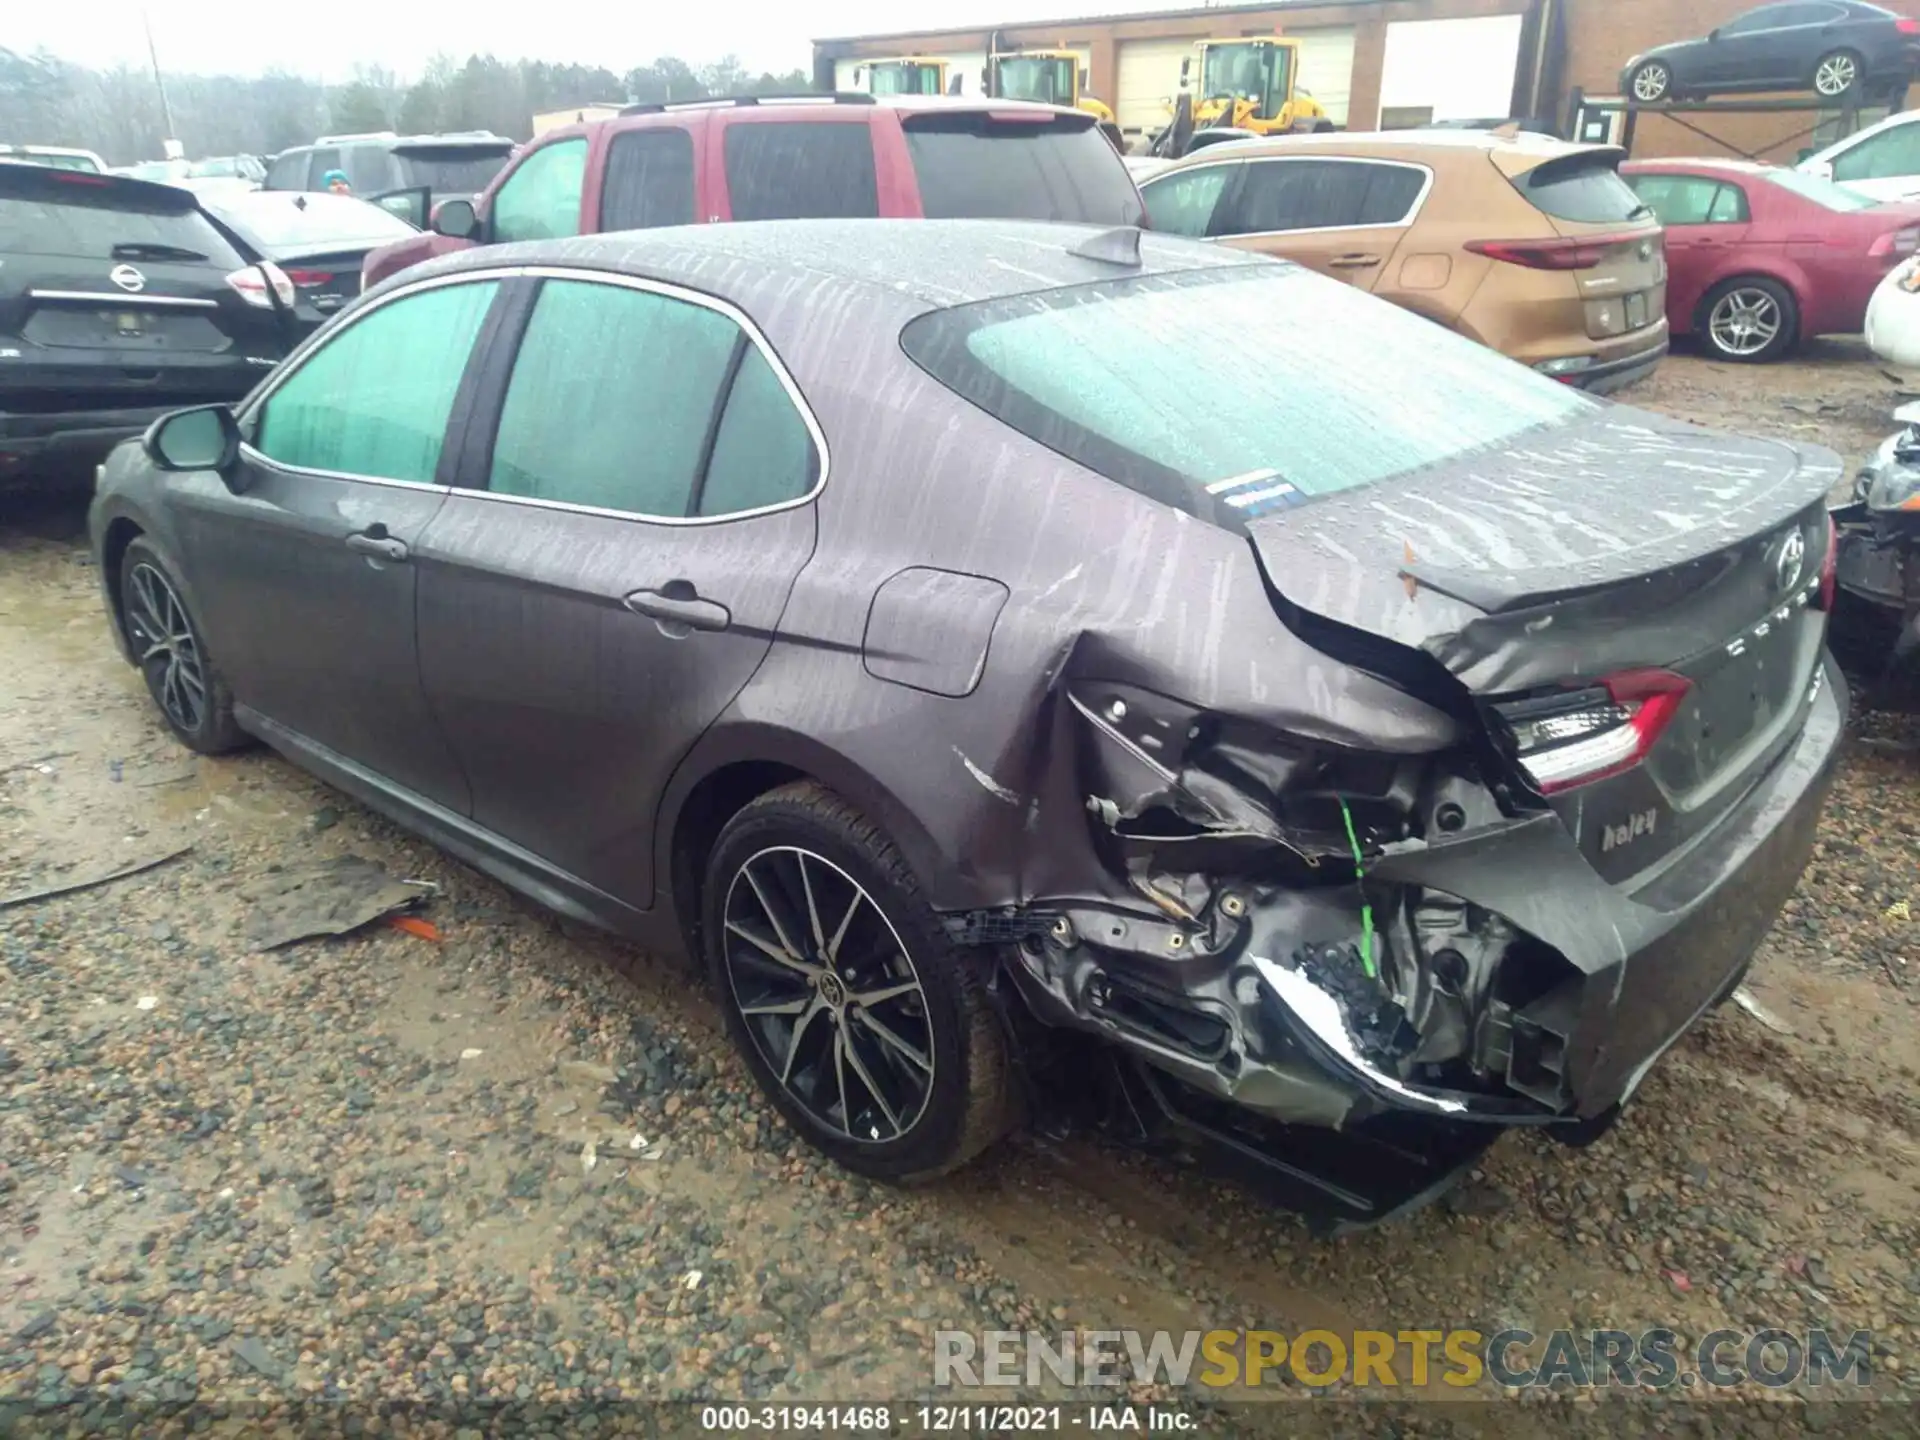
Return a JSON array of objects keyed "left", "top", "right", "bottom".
[
  {"left": 1379, "top": 15, "right": 1526, "bottom": 126},
  {"left": 1291, "top": 28, "right": 1356, "bottom": 128},
  {"left": 1116, "top": 37, "right": 1194, "bottom": 142}
]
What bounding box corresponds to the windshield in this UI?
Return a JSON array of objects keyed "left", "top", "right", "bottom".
[
  {"left": 212, "top": 192, "right": 417, "bottom": 252},
  {"left": 902, "top": 265, "right": 1593, "bottom": 530},
  {"left": 1767, "top": 167, "right": 1876, "bottom": 211},
  {"left": 393, "top": 145, "right": 512, "bottom": 193},
  {"left": 995, "top": 56, "right": 1074, "bottom": 105},
  {"left": 1201, "top": 44, "right": 1284, "bottom": 113},
  {"left": 872, "top": 62, "right": 944, "bottom": 96}
]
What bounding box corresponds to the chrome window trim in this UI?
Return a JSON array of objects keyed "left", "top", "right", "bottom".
[
  {"left": 237, "top": 262, "right": 830, "bottom": 526},
  {"left": 29, "top": 290, "right": 219, "bottom": 309},
  {"left": 1141, "top": 154, "right": 1436, "bottom": 240}
]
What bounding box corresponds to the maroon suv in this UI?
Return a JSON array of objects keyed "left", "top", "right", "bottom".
[{"left": 363, "top": 93, "right": 1145, "bottom": 288}]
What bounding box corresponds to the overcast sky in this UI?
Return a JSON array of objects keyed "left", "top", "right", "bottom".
[{"left": 17, "top": 1, "right": 1195, "bottom": 82}]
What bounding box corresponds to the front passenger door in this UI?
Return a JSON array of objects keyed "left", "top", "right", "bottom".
[{"left": 415, "top": 274, "right": 822, "bottom": 909}]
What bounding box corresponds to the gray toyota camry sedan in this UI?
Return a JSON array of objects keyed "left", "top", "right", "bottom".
[{"left": 89, "top": 220, "right": 1846, "bottom": 1229}]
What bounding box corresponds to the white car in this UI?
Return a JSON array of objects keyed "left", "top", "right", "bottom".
[
  {"left": 1864, "top": 254, "right": 1920, "bottom": 366},
  {"left": 1800, "top": 109, "right": 1920, "bottom": 204},
  {"left": 0, "top": 143, "right": 108, "bottom": 174}
]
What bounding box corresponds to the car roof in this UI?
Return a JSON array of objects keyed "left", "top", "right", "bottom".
[
  {"left": 1158, "top": 127, "right": 1611, "bottom": 167},
  {"left": 410, "top": 218, "right": 1260, "bottom": 313},
  {"left": 598, "top": 92, "right": 1080, "bottom": 129}
]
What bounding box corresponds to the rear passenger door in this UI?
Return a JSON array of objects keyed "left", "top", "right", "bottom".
[
  {"left": 413, "top": 272, "right": 823, "bottom": 908},
  {"left": 1626, "top": 174, "right": 1750, "bottom": 311},
  {"left": 709, "top": 113, "right": 884, "bottom": 220},
  {"left": 1209, "top": 157, "right": 1429, "bottom": 291}
]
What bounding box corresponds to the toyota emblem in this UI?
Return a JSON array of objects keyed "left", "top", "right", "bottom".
[
  {"left": 109, "top": 264, "right": 146, "bottom": 293},
  {"left": 1774, "top": 529, "right": 1806, "bottom": 592}
]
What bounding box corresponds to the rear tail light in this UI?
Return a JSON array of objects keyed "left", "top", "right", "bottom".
[
  {"left": 1899, "top": 15, "right": 1920, "bottom": 32},
  {"left": 1499, "top": 670, "right": 1691, "bottom": 793},
  {"left": 282, "top": 268, "right": 335, "bottom": 288},
  {"left": 1871, "top": 226, "right": 1920, "bottom": 258},
  {"left": 1817, "top": 515, "right": 1838, "bottom": 610},
  {"left": 1466, "top": 233, "right": 1645, "bottom": 271},
  {"left": 225, "top": 261, "right": 296, "bottom": 310}
]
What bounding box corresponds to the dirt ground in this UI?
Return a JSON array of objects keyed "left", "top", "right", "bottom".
[{"left": 4, "top": 346, "right": 1920, "bottom": 1436}]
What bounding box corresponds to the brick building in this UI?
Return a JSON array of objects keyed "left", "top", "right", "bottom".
[{"left": 811, "top": 0, "right": 1909, "bottom": 159}]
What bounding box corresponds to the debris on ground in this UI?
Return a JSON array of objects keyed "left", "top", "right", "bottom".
[
  {"left": 239, "top": 854, "right": 435, "bottom": 951},
  {"left": 0, "top": 843, "right": 193, "bottom": 910},
  {"left": 1731, "top": 986, "right": 1795, "bottom": 1035}
]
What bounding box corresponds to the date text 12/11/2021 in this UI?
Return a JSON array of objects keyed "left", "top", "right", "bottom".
[{"left": 698, "top": 1406, "right": 1196, "bottom": 1432}]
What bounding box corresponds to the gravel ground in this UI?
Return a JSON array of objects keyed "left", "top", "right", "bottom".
[{"left": 4, "top": 348, "right": 1920, "bottom": 1437}]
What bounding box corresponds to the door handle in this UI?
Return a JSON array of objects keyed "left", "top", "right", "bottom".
[
  {"left": 345, "top": 526, "right": 409, "bottom": 562},
  {"left": 1328, "top": 253, "right": 1381, "bottom": 269},
  {"left": 624, "top": 584, "right": 731, "bottom": 635}
]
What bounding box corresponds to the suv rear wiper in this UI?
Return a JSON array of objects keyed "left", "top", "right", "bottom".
[{"left": 110, "top": 242, "right": 210, "bottom": 262}]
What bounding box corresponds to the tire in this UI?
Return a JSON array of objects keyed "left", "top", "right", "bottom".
[
  {"left": 118, "top": 537, "right": 248, "bottom": 754},
  {"left": 1698, "top": 276, "right": 1798, "bottom": 363},
  {"left": 1812, "top": 49, "right": 1864, "bottom": 101},
  {"left": 1629, "top": 60, "right": 1672, "bottom": 103},
  {"left": 703, "top": 781, "right": 1013, "bottom": 1182}
]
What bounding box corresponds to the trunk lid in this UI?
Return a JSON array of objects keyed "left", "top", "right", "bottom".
[{"left": 1246, "top": 404, "right": 1838, "bottom": 884}]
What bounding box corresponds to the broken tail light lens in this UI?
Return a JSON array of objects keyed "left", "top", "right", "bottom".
[
  {"left": 1870, "top": 227, "right": 1920, "bottom": 259},
  {"left": 282, "top": 268, "right": 335, "bottom": 288},
  {"left": 225, "top": 261, "right": 296, "bottom": 310},
  {"left": 1899, "top": 15, "right": 1920, "bottom": 32},
  {"left": 1465, "top": 234, "right": 1642, "bottom": 271},
  {"left": 1499, "top": 670, "right": 1691, "bottom": 794}
]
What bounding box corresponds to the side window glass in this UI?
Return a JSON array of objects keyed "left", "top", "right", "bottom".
[
  {"left": 601, "top": 128, "right": 696, "bottom": 231},
  {"left": 253, "top": 281, "right": 498, "bottom": 482},
  {"left": 344, "top": 145, "right": 396, "bottom": 194},
  {"left": 1353, "top": 164, "right": 1426, "bottom": 225},
  {"left": 488, "top": 279, "right": 738, "bottom": 516},
  {"left": 491, "top": 138, "right": 588, "bottom": 244},
  {"left": 1141, "top": 166, "right": 1234, "bottom": 238},
  {"left": 265, "top": 151, "right": 305, "bottom": 189},
  {"left": 699, "top": 346, "right": 818, "bottom": 517},
  {"left": 723, "top": 122, "right": 878, "bottom": 220},
  {"left": 1632, "top": 175, "right": 1716, "bottom": 224},
  {"left": 1229, "top": 161, "right": 1368, "bottom": 234},
  {"left": 1835, "top": 123, "right": 1920, "bottom": 182},
  {"left": 305, "top": 147, "right": 341, "bottom": 190},
  {"left": 1706, "top": 183, "right": 1750, "bottom": 223}
]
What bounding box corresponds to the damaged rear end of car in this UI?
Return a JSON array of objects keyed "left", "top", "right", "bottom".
[{"left": 904, "top": 260, "right": 1847, "bottom": 1230}]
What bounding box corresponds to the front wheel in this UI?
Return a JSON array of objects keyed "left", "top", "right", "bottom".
[
  {"left": 1629, "top": 60, "right": 1672, "bottom": 103},
  {"left": 118, "top": 538, "right": 248, "bottom": 754},
  {"left": 1812, "top": 49, "right": 1864, "bottom": 100},
  {"left": 1700, "top": 276, "right": 1798, "bottom": 363},
  {"left": 704, "top": 782, "right": 1013, "bottom": 1182}
]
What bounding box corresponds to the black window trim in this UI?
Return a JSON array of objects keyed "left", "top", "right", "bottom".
[
  {"left": 233, "top": 269, "right": 510, "bottom": 493},
  {"left": 1143, "top": 154, "right": 1435, "bottom": 239},
  {"left": 445, "top": 263, "right": 831, "bottom": 527}
]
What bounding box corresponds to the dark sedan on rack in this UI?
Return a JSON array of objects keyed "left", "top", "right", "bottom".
[
  {"left": 1622, "top": 0, "right": 1920, "bottom": 104},
  {"left": 88, "top": 220, "right": 1845, "bottom": 1228}
]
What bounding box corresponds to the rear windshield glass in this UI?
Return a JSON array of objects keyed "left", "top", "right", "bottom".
[
  {"left": 213, "top": 193, "right": 416, "bottom": 252},
  {"left": 1767, "top": 167, "right": 1876, "bottom": 211},
  {"left": 1518, "top": 153, "right": 1647, "bottom": 224},
  {"left": 724, "top": 122, "right": 879, "bottom": 220},
  {"left": 393, "top": 146, "right": 512, "bottom": 193},
  {"left": 0, "top": 183, "right": 243, "bottom": 265},
  {"left": 904, "top": 115, "right": 1144, "bottom": 226},
  {"left": 901, "top": 265, "right": 1592, "bottom": 530}
]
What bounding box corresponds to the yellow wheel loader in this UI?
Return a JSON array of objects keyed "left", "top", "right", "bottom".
[
  {"left": 850, "top": 58, "right": 956, "bottom": 97},
  {"left": 1187, "top": 38, "right": 1330, "bottom": 137},
  {"left": 985, "top": 51, "right": 1126, "bottom": 150}
]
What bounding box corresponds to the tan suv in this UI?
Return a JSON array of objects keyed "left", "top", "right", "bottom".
[{"left": 1138, "top": 129, "right": 1668, "bottom": 393}]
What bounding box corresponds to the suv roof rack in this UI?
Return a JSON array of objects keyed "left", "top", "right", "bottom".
[
  {"left": 315, "top": 130, "right": 399, "bottom": 144},
  {"left": 618, "top": 91, "right": 874, "bottom": 117}
]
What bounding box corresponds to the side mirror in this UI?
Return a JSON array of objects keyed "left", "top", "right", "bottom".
[
  {"left": 144, "top": 405, "right": 240, "bottom": 474},
  {"left": 434, "top": 197, "right": 478, "bottom": 239}
]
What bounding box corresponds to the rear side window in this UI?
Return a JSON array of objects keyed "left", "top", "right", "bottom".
[
  {"left": 343, "top": 145, "right": 397, "bottom": 195},
  {"left": 253, "top": 280, "right": 498, "bottom": 483},
  {"left": 491, "top": 138, "right": 588, "bottom": 244},
  {"left": 488, "top": 279, "right": 739, "bottom": 516},
  {"left": 0, "top": 182, "right": 244, "bottom": 265},
  {"left": 1626, "top": 174, "right": 1749, "bottom": 225},
  {"left": 1221, "top": 159, "right": 1426, "bottom": 234},
  {"left": 304, "top": 148, "right": 342, "bottom": 190},
  {"left": 265, "top": 151, "right": 306, "bottom": 189},
  {"left": 903, "top": 115, "right": 1144, "bottom": 225},
  {"left": 724, "top": 122, "right": 878, "bottom": 220},
  {"left": 601, "top": 128, "right": 697, "bottom": 231},
  {"left": 700, "top": 347, "right": 818, "bottom": 516},
  {"left": 901, "top": 266, "right": 1591, "bottom": 531},
  {"left": 1518, "top": 153, "right": 1645, "bottom": 224}
]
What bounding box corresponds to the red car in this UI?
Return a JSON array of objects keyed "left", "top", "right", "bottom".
[
  {"left": 362, "top": 94, "right": 1144, "bottom": 290},
  {"left": 1623, "top": 157, "right": 1920, "bottom": 362}
]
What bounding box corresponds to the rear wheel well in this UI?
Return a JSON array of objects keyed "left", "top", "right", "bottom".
[
  {"left": 670, "top": 759, "right": 808, "bottom": 965},
  {"left": 100, "top": 518, "right": 145, "bottom": 642}
]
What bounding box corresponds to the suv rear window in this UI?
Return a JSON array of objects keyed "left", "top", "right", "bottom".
[
  {"left": 1516, "top": 152, "right": 1647, "bottom": 224},
  {"left": 723, "top": 123, "right": 879, "bottom": 220},
  {"left": 902, "top": 265, "right": 1590, "bottom": 530},
  {"left": 0, "top": 176, "right": 244, "bottom": 265},
  {"left": 393, "top": 145, "right": 513, "bottom": 193},
  {"left": 903, "top": 113, "right": 1144, "bottom": 225}
]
